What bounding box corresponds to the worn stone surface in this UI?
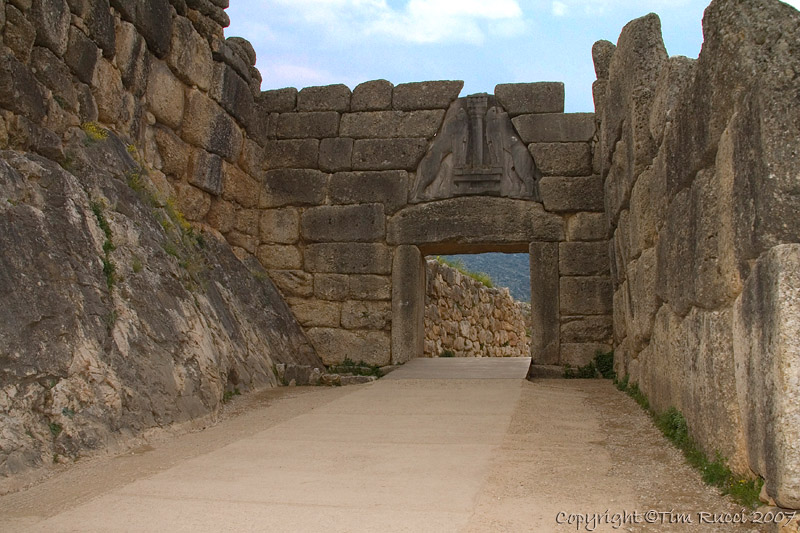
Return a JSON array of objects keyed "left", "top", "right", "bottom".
[
  {"left": 352, "top": 138, "right": 428, "bottom": 171},
  {"left": 529, "top": 143, "right": 592, "bottom": 177},
  {"left": 539, "top": 176, "right": 604, "bottom": 213},
  {"left": 313, "top": 273, "right": 349, "bottom": 301},
  {"left": 559, "top": 241, "right": 610, "bottom": 276},
  {"left": 277, "top": 112, "right": 339, "bottom": 139},
  {"left": 263, "top": 139, "right": 319, "bottom": 170},
  {"left": 286, "top": 298, "right": 341, "bottom": 328},
  {"left": 0, "top": 50, "right": 47, "bottom": 123},
  {"left": 147, "top": 60, "right": 185, "bottom": 129},
  {"left": 512, "top": 113, "right": 595, "bottom": 144},
  {"left": 256, "top": 244, "right": 302, "bottom": 270},
  {"left": 301, "top": 204, "right": 385, "bottom": 243},
  {"left": 306, "top": 328, "right": 390, "bottom": 366},
  {"left": 734, "top": 244, "right": 800, "bottom": 508},
  {"left": 30, "top": 0, "right": 70, "bottom": 56},
  {"left": 305, "top": 243, "right": 392, "bottom": 274},
  {"left": 388, "top": 197, "right": 564, "bottom": 253},
  {"left": 297, "top": 84, "right": 350, "bottom": 112},
  {"left": 351, "top": 79, "right": 392, "bottom": 111},
  {"left": 560, "top": 277, "right": 613, "bottom": 316},
  {"left": 260, "top": 169, "right": 327, "bottom": 208},
  {"left": 340, "top": 110, "right": 444, "bottom": 139},
  {"left": 261, "top": 87, "right": 297, "bottom": 113},
  {"left": 349, "top": 275, "right": 391, "bottom": 301},
  {"left": 259, "top": 208, "right": 299, "bottom": 244},
  {"left": 269, "top": 269, "right": 314, "bottom": 298},
  {"left": 391, "top": 245, "right": 424, "bottom": 364},
  {"left": 494, "top": 82, "right": 565, "bottom": 116},
  {"left": 318, "top": 137, "right": 352, "bottom": 173},
  {"left": 0, "top": 137, "right": 320, "bottom": 477},
  {"left": 182, "top": 89, "right": 242, "bottom": 162},
  {"left": 342, "top": 300, "right": 391, "bottom": 330},
  {"left": 561, "top": 316, "right": 613, "bottom": 344},
  {"left": 529, "top": 241, "right": 559, "bottom": 365},
  {"left": 567, "top": 212, "right": 607, "bottom": 242},
  {"left": 329, "top": 170, "right": 408, "bottom": 214},
  {"left": 392, "top": 81, "right": 463, "bottom": 110}
]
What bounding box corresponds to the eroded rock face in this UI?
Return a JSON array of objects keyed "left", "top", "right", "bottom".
[{"left": 0, "top": 131, "right": 321, "bottom": 477}]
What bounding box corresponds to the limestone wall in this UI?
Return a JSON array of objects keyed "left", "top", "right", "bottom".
[
  {"left": 423, "top": 260, "right": 529, "bottom": 358},
  {"left": 596, "top": 0, "right": 800, "bottom": 507}
]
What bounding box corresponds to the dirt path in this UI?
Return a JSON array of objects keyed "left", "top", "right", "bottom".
[{"left": 0, "top": 359, "right": 771, "bottom": 532}]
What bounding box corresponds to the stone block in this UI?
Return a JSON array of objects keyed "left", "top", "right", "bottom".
[
  {"left": 329, "top": 171, "right": 408, "bottom": 214},
  {"left": 628, "top": 165, "right": 664, "bottom": 258},
  {"left": 305, "top": 243, "right": 392, "bottom": 274},
  {"left": 187, "top": 149, "right": 223, "bottom": 195},
  {"left": 560, "top": 276, "right": 613, "bottom": 315},
  {"left": 83, "top": 0, "right": 116, "bottom": 58},
  {"left": 342, "top": 300, "right": 391, "bottom": 330},
  {"left": 65, "top": 25, "right": 98, "bottom": 84},
  {"left": 111, "top": 0, "right": 172, "bottom": 58},
  {"left": 286, "top": 298, "right": 340, "bottom": 328},
  {"left": 238, "top": 138, "right": 265, "bottom": 176},
  {"left": 340, "top": 110, "right": 445, "bottom": 139},
  {"left": 613, "top": 283, "right": 628, "bottom": 343},
  {"left": 734, "top": 244, "right": 800, "bottom": 508},
  {"left": 221, "top": 162, "right": 259, "bottom": 208},
  {"left": 210, "top": 62, "right": 253, "bottom": 127},
  {"left": 530, "top": 242, "right": 560, "bottom": 365},
  {"left": 235, "top": 209, "right": 259, "bottom": 236},
  {"left": 260, "top": 169, "right": 327, "bottom": 208},
  {"left": 30, "top": 0, "right": 70, "bottom": 56},
  {"left": 30, "top": 46, "right": 78, "bottom": 111},
  {"left": 154, "top": 125, "right": 190, "bottom": 178},
  {"left": 592, "top": 40, "right": 616, "bottom": 80},
  {"left": 559, "top": 241, "right": 610, "bottom": 276},
  {"left": 227, "top": 230, "right": 258, "bottom": 254},
  {"left": 297, "top": 84, "right": 351, "bottom": 112},
  {"left": 173, "top": 181, "right": 211, "bottom": 221},
  {"left": 256, "top": 244, "right": 302, "bottom": 270},
  {"left": 93, "top": 58, "right": 133, "bottom": 127},
  {"left": 561, "top": 316, "right": 613, "bottom": 344},
  {"left": 182, "top": 89, "right": 243, "bottom": 162},
  {"left": 4, "top": 5, "right": 36, "bottom": 63},
  {"left": 263, "top": 139, "right": 319, "bottom": 169},
  {"left": 0, "top": 50, "right": 46, "bottom": 123},
  {"left": 277, "top": 111, "right": 339, "bottom": 139},
  {"left": 561, "top": 343, "right": 612, "bottom": 367},
  {"left": 352, "top": 138, "right": 428, "bottom": 171},
  {"left": 319, "top": 137, "right": 353, "bottom": 172},
  {"left": 146, "top": 60, "right": 184, "bottom": 129},
  {"left": 529, "top": 143, "right": 593, "bottom": 177},
  {"left": 261, "top": 87, "right": 297, "bottom": 112},
  {"left": 301, "top": 204, "right": 385, "bottom": 243},
  {"left": 388, "top": 197, "right": 564, "bottom": 252},
  {"left": 306, "top": 328, "right": 390, "bottom": 366},
  {"left": 512, "top": 113, "right": 596, "bottom": 143},
  {"left": 351, "top": 79, "right": 393, "bottom": 111},
  {"left": 539, "top": 176, "right": 604, "bottom": 212},
  {"left": 391, "top": 245, "right": 424, "bottom": 363},
  {"left": 567, "top": 212, "right": 608, "bottom": 241},
  {"left": 269, "top": 270, "right": 314, "bottom": 298},
  {"left": 349, "top": 275, "right": 391, "bottom": 300},
  {"left": 494, "top": 82, "right": 565, "bottom": 116},
  {"left": 115, "top": 19, "right": 150, "bottom": 97},
  {"left": 628, "top": 247, "right": 658, "bottom": 352},
  {"left": 206, "top": 197, "right": 234, "bottom": 233},
  {"left": 392, "top": 80, "right": 463, "bottom": 110},
  {"left": 314, "top": 274, "right": 349, "bottom": 301},
  {"left": 259, "top": 208, "right": 299, "bottom": 244}
]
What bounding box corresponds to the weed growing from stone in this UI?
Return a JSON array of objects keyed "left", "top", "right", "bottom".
[
  {"left": 564, "top": 351, "right": 617, "bottom": 379},
  {"left": 328, "top": 358, "right": 383, "bottom": 377},
  {"left": 81, "top": 122, "right": 109, "bottom": 143},
  {"left": 48, "top": 422, "right": 62, "bottom": 438},
  {"left": 91, "top": 201, "right": 116, "bottom": 291},
  {"left": 132, "top": 257, "right": 143, "bottom": 273},
  {"left": 435, "top": 256, "right": 494, "bottom": 288},
  {"left": 61, "top": 407, "right": 75, "bottom": 418},
  {"left": 222, "top": 388, "right": 241, "bottom": 403},
  {"left": 615, "top": 377, "right": 763, "bottom": 508},
  {"left": 440, "top": 349, "right": 455, "bottom": 358}
]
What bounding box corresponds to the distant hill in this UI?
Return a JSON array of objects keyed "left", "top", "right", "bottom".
[{"left": 440, "top": 253, "right": 530, "bottom": 302}]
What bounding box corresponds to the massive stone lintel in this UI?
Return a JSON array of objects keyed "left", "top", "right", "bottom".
[{"left": 410, "top": 93, "right": 541, "bottom": 203}]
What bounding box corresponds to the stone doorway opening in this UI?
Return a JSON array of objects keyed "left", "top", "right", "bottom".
[{"left": 422, "top": 253, "right": 531, "bottom": 358}]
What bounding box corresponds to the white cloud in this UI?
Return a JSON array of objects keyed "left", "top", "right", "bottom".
[
  {"left": 780, "top": 0, "right": 800, "bottom": 9},
  {"left": 270, "top": 0, "right": 525, "bottom": 44},
  {"left": 551, "top": 1, "right": 568, "bottom": 17},
  {"left": 546, "top": 0, "right": 694, "bottom": 17}
]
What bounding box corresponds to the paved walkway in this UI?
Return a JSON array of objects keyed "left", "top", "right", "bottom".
[{"left": 0, "top": 358, "right": 757, "bottom": 532}]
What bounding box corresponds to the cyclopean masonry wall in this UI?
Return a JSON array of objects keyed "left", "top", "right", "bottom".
[
  {"left": 423, "top": 259, "right": 529, "bottom": 358},
  {"left": 596, "top": 0, "right": 800, "bottom": 508},
  {"left": 261, "top": 82, "right": 612, "bottom": 368}
]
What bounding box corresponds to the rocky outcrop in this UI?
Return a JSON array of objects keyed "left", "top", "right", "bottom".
[
  {"left": 0, "top": 129, "right": 321, "bottom": 478},
  {"left": 423, "top": 260, "right": 529, "bottom": 358},
  {"left": 597, "top": 0, "right": 800, "bottom": 507}
]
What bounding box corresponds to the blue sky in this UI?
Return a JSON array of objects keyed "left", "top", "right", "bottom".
[{"left": 227, "top": 0, "right": 800, "bottom": 113}]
